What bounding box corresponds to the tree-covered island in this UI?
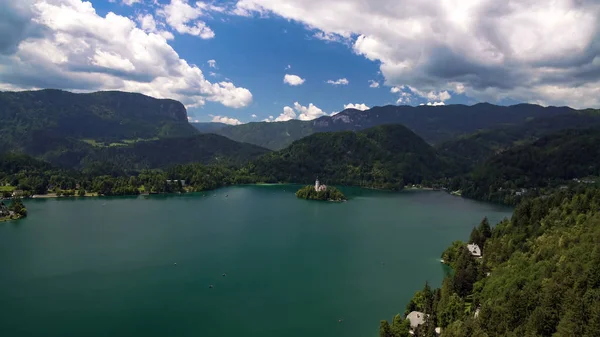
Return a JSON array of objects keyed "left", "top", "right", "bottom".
[
  {"left": 295, "top": 179, "right": 346, "bottom": 202},
  {"left": 0, "top": 198, "right": 27, "bottom": 222}
]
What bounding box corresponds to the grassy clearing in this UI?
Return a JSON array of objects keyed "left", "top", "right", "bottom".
[
  {"left": 0, "top": 186, "right": 16, "bottom": 192},
  {"left": 82, "top": 138, "right": 158, "bottom": 148}
]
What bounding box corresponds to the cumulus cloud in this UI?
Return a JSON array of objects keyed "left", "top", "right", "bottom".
[
  {"left": 157, "top": 0, "right": 221, "bottom": 39},
  {"left": 285, "top": 64, "right": 291, "bottom": 70},
  {"left": 108, "top": 0, "right": 142, "bottom": 5},
  {"left": 136, "top": 13, "right": 174, "bottom": 40},
  {"left": 207, "top": 59, "right": 217, "bottom": 68},
  {"left": 251, "top": 114, "right": 257, "bottom": 118},
  {"left": 283, "top": 74, "right": 305, "bottom": 86},
  {"left": 266, "top": 102, "right": 326, "bottom": 122},
  {"left": 121, "top": 0, "right": 142, "bottom": 5},
  {"left": 343, "top": 103, "right": 369, "bottom": 111},
  {"left": 326, "top": 78, "right": 349, "bottom": 86},
  {"left": 212, "top": 115, "right": 243, "bottom": 125},
  {"left": 0, "top": 0, "right": 252, "bottom": 109},
  {"left": 234, "top": 0, "right": 600, "bottom": 108},
  {"left": 369, "top": 80, "right": 379, "bottom": 88}
]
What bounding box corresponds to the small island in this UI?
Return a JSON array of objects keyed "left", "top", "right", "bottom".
[
  {"left": 296, "top": 179, "right": 346, "bottom": 202},
  {"left": 0, "top": 198, "right": 28, "bottom": 222}
]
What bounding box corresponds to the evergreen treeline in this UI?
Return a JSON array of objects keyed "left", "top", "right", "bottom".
[{"left": 381, "top": 186, "right": 600, "bottom": 336}]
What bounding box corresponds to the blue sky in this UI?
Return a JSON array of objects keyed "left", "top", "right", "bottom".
[
  {"left": 1, "top": 0, "right": 599, "bottom": 124},
  {"left": 99, "top": 0, "right": 444, "bottom": 122}
]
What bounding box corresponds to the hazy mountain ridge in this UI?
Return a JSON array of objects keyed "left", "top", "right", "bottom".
[{"left": 214, "top": 103, "right": 575, "bottom": 150}]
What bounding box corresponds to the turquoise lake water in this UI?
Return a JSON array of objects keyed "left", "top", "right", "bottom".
[{"left": 0, "top": 186, "right": 512, "bottom": 337}]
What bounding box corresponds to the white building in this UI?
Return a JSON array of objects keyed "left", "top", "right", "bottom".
[
  {"left": 314, "top": 179, "right": 327, "bottom": 192},
  {"left": 467, "top": 243, "right": 482, "bottom": 258},
  {"left": 406, "top": 311, "right": 426, "bottom": 328}
]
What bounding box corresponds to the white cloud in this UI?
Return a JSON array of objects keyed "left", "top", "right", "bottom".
[
  {"left": 285, "top": 64, "right": 291, "bottom": 70},
  {"left": 234, "top": 0, "right": 600, "bottom": 108},
  {"left": 207, "top": 59, "right": 217, "bottom": 68},
  {"left": 326, "top": 78, "right": 349, "bottom": 86},
  {"left": 251, "top": 114, "right": 257, "bottom": 118},
  {"left": 136, "top": 13, "right": 174, "bottom": 40},
  {"left": 426, "top": 102, "right": 446, "bottom": 106},
  {"left": 313, "top": 31, "right": 347, "bottom": 43},
  {"left": 212, "top": 115, "right": 243, "bottom": 125},
  {"left": 390, "top": 86, "right": 401, "bottom": 93},
  {"left": 283, "top": 74, "right": 305, "bottom": 86},
  {"left": 0, "top": 0, "right": 252, "bottom": 109},
  {"left": 122, "top": 0, "right": 142, "bottom": 5},
  {"left": 108, "top": 0, "right": 142, "bottom": 5},
  {"left": 274, "top": 106, "right": 296, "bottom": 121},
  {"left": 369, "top": 80, "right": 379, "bottom": 88},
  {"left": 343, "top": 103, "right": 369, "bottom": 111},
  {"left": 267, "top": 102, "right": 326, "bottom": 122},
  {"left": 294, "top": 102, "right": 326, "bottom": 120},
  {"left": 157, "top": 0, "right": 220, "bottom": 39}
]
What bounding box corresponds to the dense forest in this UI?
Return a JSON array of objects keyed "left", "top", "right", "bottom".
[
  {"left": 437, "top": 110, "right": 600, "bottom": 168},
  {"left": 0, "top": 125, "right": 456, "bottom": 196},
  {"left": 249, "top": 124, "right": 458, "bottom": 189},
  {"left": 380, "top": 186, "right": 600, "bottom": 337},
  {"left": 0, "top": 153, "right": 256, "bottom": 197},
  {"left": 215, "top": 103, "right": 575, "bottom": 150},
  {"left": 450, "top": 127, "right": 600, "bottom": 204}
]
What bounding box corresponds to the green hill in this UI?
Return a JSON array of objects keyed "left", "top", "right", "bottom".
[
  {"left": 215, "top": 104, "right": 574, "bottom": 150},
  {"left": 438, "top": 111, "right": 600, "bottom": 167},
  {"left": 79, "top": 134, "right": 271, "bottom": 171},
  {"left": 250, "top": 124, "right": 455, "bottom": 189},
  {"left": 383, "top": 187, "right": 600, "bottom": 337},
  {"left": 0, "top": 90, "right": 274, "bottom": 171},
  {"left": 453, "top": 127, "right": 600, "bottom": 203},
  {"left": 0, "top": 89, "right": 198, "bottom": 155}
]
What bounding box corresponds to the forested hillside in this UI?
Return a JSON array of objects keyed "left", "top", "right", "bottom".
[
  {"left": 380, "top": 187, "right": 600, "bottom": 337},
  {"left": 0, "top": 89, "right": 197, "bottom": 155},
  {"left": 250, "top": 124, "right": 457, "bottom": 189},
  {"left": 215, "top": 104, "right": 574, "bottom": 150},
  {"left": 451, "top": 127, "right": 600, "bottom": 204},
  {"left": 438, "top": 111, "right": 600, "bottom": 166},
  {"left": 80, "top": 134, "right": 270, "bottom": 170}
]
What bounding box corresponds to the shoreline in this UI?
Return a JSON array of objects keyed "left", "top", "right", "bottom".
[
  {"left": 32, "top": 193, "right": 99, "bottom": 199},
  {"left": 0, "top": 215, "right": 24, "bottom": 223},
  {"left": 23, "top": 184, "right": 451, "bottom": 201}
]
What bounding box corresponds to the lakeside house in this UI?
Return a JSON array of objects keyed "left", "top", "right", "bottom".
[
  {"left": 12, "top": 190, "right": 24, "bottom": 197},
  {"left": 314, "top": 178, "right": 327, "bottom": 192},
  {"left": 467, "top": 243, "right": 482, "bottom": 258},
  {"left": 406, "top": 311, "right": 441, "bottom": 335},
  {"left": 166, "top": 180, "right": 186, "bottom": 187},
  {"left": 407, "top": 311, "right": 426, "bottom": 331}
]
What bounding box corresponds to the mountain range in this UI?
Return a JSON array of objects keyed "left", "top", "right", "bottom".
[
  {"left": 1, "top": 89, "right": 599, "bottom": 194},
  {"left": 212, "top": 103, "right": 576, "bottom": 150}
]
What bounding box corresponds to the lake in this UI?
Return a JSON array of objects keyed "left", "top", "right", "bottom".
[{"left": 0, "top": 185, "right": 512, "bottom": 337}]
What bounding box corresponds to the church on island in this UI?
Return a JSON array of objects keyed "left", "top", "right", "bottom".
[{"left": 314, "top": 178, "right": 327, "bottom": 192}]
